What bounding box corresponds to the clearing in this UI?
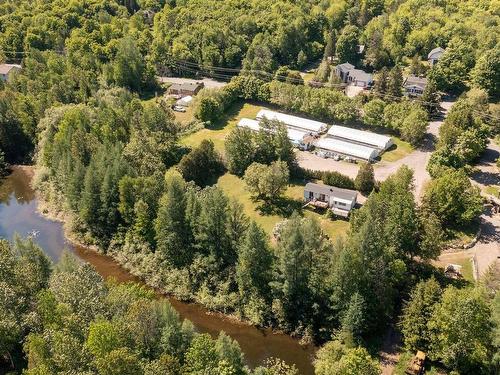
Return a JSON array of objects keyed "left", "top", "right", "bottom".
[
  {"left": 217, "top": 173, "right": 349, "bottom": 241},
  {"left": 181, "top": 102, "right": 264, "bottom": 153}
]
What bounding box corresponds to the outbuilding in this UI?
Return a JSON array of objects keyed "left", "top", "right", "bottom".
[
  {"left": 168, "top": 81, "right": 204, "bottom": 96},
  {"left": 403, "top": 76, "right": 427, "bottom": 97},
  {"left": 428, "top": 47, "right": 445, "bottom": 66},
  {"left": 256, "top": 109, "right": 327, "bottom": 134},
  {"left": 176, "top": 95, "right": 193, "bottom": 107},
  {"left": 237, "top": 118, "right": 312, "bottom": 149},
  {"left": 0, "top": 64, "right": 21, "bottom": 81},
  {"left": 327, "top": 125, "right": 393, "bottom": 151},
  {"left": 315, "top": 138, "right": 379, "bottom": 161}
]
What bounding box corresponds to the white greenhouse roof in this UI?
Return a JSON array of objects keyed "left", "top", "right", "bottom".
[
  {"left": 327, "top": 125, "right": 393, "bottom": 150},
  {"left": 256, "top": 109, "right": 327, "bottom": 133},
  {"left": 238, "top": 118, "right": 307, "bottom": 143},
  {"left": 237, "top": 118, "right": 261, "bottom": 131},
  {"left": 315, "top": 138, "right": 379, "bottom": 161}
]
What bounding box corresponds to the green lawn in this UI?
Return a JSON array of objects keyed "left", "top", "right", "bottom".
[
  {"left": 301, "top": 71, "right": 316, "bottom": 82},
  {"left": 181, "top": 101, "right": 264, "bottom": 153},
  {"left": 381, "top": 138, "right": 414, "bottom": 162},
  {"left": 217, "top": 173, "right": 350, "bottom": 241},
  {"left": 485, "top": 185, "right": 500, "bottom": 198}
]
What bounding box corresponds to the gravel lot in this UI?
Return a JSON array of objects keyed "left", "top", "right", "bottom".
[{"left": 158, "top": 76, "right": 228, "bottom": 89}]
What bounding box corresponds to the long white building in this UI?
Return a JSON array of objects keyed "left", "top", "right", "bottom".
[
  {"left": 315, "top": 138, "right": 379, "bottom": 161},
  {"left": 327, "top": 125, "right": 393, "bottom": 150},
  {"left": 256, "top": 109, "right": 327, "bottom": 134},
  {"left": 237, "top": 118, "right": 310, "bottom": 147}
]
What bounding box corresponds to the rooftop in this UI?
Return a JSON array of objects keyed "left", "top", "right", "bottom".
[
  {"left": 0, "top": 63, "right": 21, "bottom": 75},
  {"left": 428, "top": 47, "right": 445, "bottom": 58},
  {"left": 256, "top": 109, "right": 327, "bottom": 133},
  {"left": 336, "top": 62, "right": 355, "bottom": 73},
  {"left": 305, "top": 182, "right": 357, "bottom": 202},
  {"left": 404, "top": 75, "right": 427, "bottom": 89},
  {"left": 315, "top": 137, "right": 379, "bottom": 160},
  {"left": 327, "top": 125, "right": 393, "bottom": 150},
  {"left": 348, "top": 68, "right": 372, "bottom": 82}
]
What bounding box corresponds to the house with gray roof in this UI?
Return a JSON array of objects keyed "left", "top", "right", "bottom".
[
  {"left": 428, "top": 47, "right": 445, "bottom": 66},
  {"left": 167, "top": 81, "right": 204, "bottom": 97},
  {"left": 334, "top": 62, "right": 373, "bottom": 87},
  {"left": 403, "top": 75, "right": 427, "bottom": 97},
  {"left": 303, "top": 182, "right": 357, "bottom": 217}
]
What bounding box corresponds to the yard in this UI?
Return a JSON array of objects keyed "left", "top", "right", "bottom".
[
  {"left": 217, "top": 173, "right": 350, "bottom": 241},
  {"left": 380, "top": 138, "right": 414, "bottom": 162},
  {"left": 181, "top": 101, "right": 265, "bottom": 153}
]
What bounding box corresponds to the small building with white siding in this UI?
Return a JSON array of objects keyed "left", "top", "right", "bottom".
[
  {"left": 176, "top": 95, "right": 193, "bottom": 107},
  {"left": 315, "top": 138, "right": 379, "bottom": 161},
  {"left": 327, "top": 125, "right": 393, "bottom": 151},
  {"left": 303, "top": 182, "right": 357, "bottom": 217},
  {"left": 256, "top": 109, "right": 327, "bottom": 134}
]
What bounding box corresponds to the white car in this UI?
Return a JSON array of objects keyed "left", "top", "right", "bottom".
[{"left": 173, "top": 105, "right": 186, "bottom": 112}]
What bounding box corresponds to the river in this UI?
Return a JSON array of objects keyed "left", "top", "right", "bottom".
[{"left": 0, "top": 167, "right": 316, "bottom": 374}]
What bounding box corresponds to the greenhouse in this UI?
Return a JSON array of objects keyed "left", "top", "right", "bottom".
[
  {"left": 256, "top": 109, "right": 327, "bottom": 134},
  {"left": 327, "top": 125, "right": 393, "bottom": 150},
  {"left": 315, "top": 138, "right": 379, "bottom": 161}
]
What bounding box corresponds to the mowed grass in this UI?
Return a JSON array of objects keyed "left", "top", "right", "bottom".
[
  {"left": 217, "top": 173, "right": 350, "bottom": 241},
  {"left": 181, "top": 101, "right": 264, "bottom": 153},
  {"left": 380, "top": 137, "right": 414, "bottom": 162},
  {"left": 173, "top": 106, "right": 195, "bottom": 125},
  {"left": 485, "top": 185, "right": 500, "bottom": 198}
]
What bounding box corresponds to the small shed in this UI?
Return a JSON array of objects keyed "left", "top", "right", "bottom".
[
  {"left": 0, "top": 64, "right": 22, "bottom": 81},
  {"left": 428, "top": 47, "right": 445, "bottom": 65}
]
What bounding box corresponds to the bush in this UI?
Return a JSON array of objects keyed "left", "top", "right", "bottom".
[
  {"left": 322, "top": 171, "right": 355, "bottom": 190},
  {"left": 354, "top": 163, "right": 375, "bottom": 193}
]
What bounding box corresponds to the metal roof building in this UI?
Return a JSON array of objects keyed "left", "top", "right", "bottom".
[
  {"left": 237, "top": 118, "right": 308, "bottom": 145},
  {"left": 256, "top": 109, "right": 327, "bottom": 133},
  {"left": 315, "top": 138, "right": 379, "bottom": 161},
  {"left": 327, "top": 125, "right": 393, "bottom": 150}
]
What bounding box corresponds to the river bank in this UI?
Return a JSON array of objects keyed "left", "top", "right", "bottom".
[{"left": 5, "top": 165, "right": 316, "bottom": 374}]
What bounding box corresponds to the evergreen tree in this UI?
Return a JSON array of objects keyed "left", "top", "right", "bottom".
[
  {"left": 354, "top": 162, "right": 375, "bottom": 193},
  {"left": 387, "top": 66, "right": 403, "bottom": 99},
  {"left": 79, "top": 161, "right": 102, "bottom": 232},
  {"left": 155, "top": 170, "right": 192, "bottom": 267},
  {"left": 373, "top": 67, "right": 388, "bottom": 96}
]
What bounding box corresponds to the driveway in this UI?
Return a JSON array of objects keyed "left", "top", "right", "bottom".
[{"left": 297, "top": 100, "right": 454, "bottom": 200}]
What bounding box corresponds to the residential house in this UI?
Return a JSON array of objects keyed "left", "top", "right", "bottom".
[
  {"left": 168, "top": 81, "right": 204, "bottom": 96},
  {"left": 427, "top": 47, "right": 445, "bottom": 66},
  {"left": 403, "top": 75, "right": 427, "bottom": 97},
  {"left": 334, "top": 62, "right": 373, "bottom": 87},
  {"left": 0, "top": 64, "right": 21, "bottom": 81},
  {"left": 303, "top": 182, "right": 357, "bottom": 217}
]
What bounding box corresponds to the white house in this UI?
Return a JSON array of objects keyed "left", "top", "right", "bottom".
[
  {"left": 334, "top": 62, "right": 373, "bottom": 87},
  {"left": 327, "top": 125, "right": 393, "bottom": 151},
  {"left": 0, "top": 64, "right": 21, "bottom": 81},
  {"left": 427, "top": 47, "right": 445, "bottom": 66},
  {"left": 403, "top": 76, "right": 427, "bottom": 97},
  {"left": 303, "top": 182, "right": 357, "bottom": 217},
  {"left": 255, "top": 109, "right": 327, "bottom": 134}
]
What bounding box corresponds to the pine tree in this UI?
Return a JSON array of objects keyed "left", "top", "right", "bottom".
[
  {"left": 80, "top": 161, "right": 101, "bottom": 232},
  {"left": 373, "top": 67, "right": 388, "bottom": 96},
  {"left": 387, "top": 66, "right": 403, "bottom": 99},
  {"left": 155, "top": 170, "right": 192, "bottom": 267},
  {"left": 354, "top": 162, "right": 375, "bottom": 193}
]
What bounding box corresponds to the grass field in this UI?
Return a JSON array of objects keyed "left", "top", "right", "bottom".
[
  {"left": 381, "top": 138, "right": 414, "bottom": 162},
  {"left": 181, "top": 102, "right": 264, "bottom": 153},
  {"left": 217, "top": 173, "right": 350, "bottom": 241},
  {"left": 485, "top": 185, "right": 500, "bottom": 198},
  {"left": 173, "top": 106, "right": 195, "bottom": 125}
]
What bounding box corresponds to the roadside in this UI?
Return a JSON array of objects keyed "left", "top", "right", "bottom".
[{"left": 158, "top": 76, "right": 228, "bottom": 89}]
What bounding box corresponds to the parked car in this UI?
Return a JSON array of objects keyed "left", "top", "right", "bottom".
[
  {"left": 173, "top": 105, "right": 186, "bottom": 112},
  {"left": 345, "top": 156, "right": 357, "bottom": 164},
  {"left": 316, "top": 150, "right": 327, "bottom": 158}
]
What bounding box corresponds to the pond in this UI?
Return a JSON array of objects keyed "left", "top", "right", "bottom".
[{"left": 0, "top": 167, "right": 316, "bottom": 374}]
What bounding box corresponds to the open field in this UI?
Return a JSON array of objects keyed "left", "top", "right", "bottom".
[
  {"left": 173, "top": 106, "right": 195, "bottom": 125},
  {"left": 217, "top": 173, "right": 350, "bottom": 241},
  {"left": 181, "top": 102, "right": 264, "bottom": 153}
]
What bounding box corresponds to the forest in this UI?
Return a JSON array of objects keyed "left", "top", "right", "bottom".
[{"left": 0, "top": 0, "right": 499, "bottom": 374}]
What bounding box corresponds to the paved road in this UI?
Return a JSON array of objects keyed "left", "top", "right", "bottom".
[
  {"left": 298, "top": 101, "right": 454, "bottom": 200},
  {"left": 158, "top": 76, "right": 228, "bottom": 89}
]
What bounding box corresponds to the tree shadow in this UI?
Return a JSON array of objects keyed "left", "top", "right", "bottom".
[
  {"left": 254, "top": 196, "right": 304, "bottom": 218},
  {"left": 471, "top": 170, "right": 500, "bottom": 187},
  {"left": 207, "top": 101, "right": 245, "bottom": 131}
]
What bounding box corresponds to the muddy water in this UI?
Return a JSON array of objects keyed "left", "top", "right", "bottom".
[{"left": 0, "top": 167, "right": 316, "bottom": 374}]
